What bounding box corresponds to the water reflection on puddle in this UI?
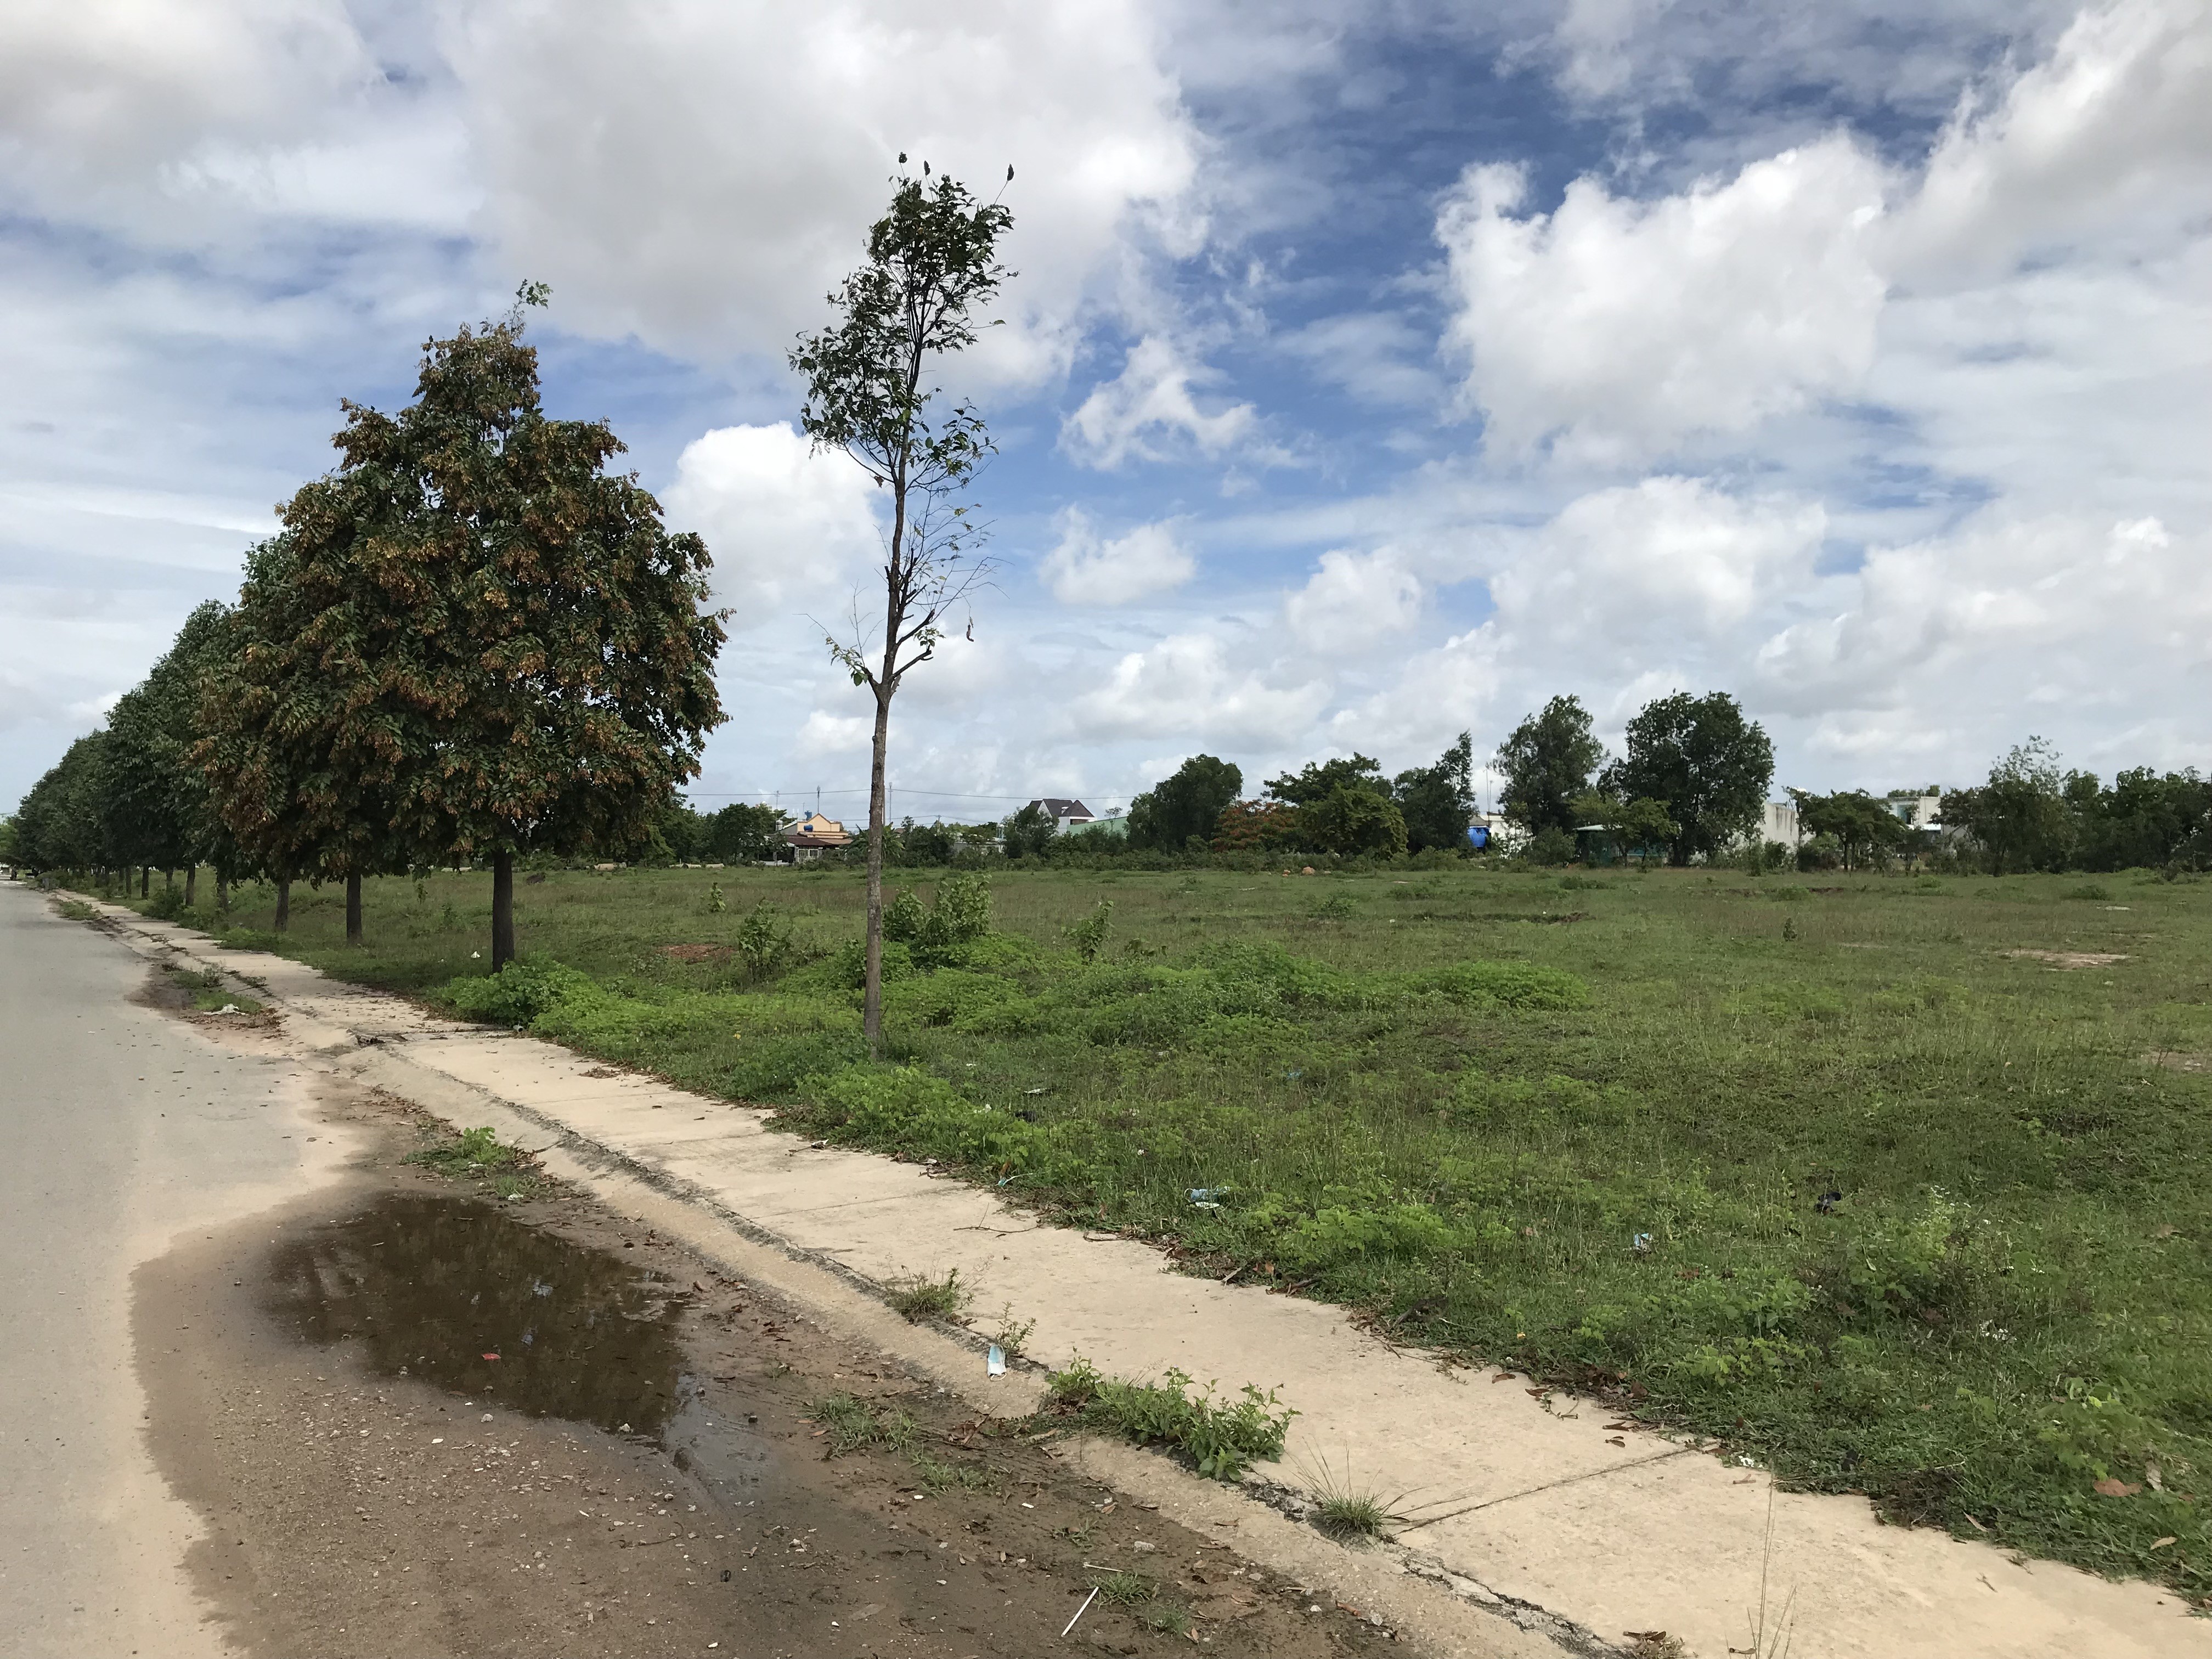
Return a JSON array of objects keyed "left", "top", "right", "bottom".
[{"left": 264, "top": 1192, "right": 773, "bottom": 1500}]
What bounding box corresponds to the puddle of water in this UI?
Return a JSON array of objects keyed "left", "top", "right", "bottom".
[
  {"left": 265, "top": 1192, "right": 695, "bottom": 1435},
  {"left": 264, "top": 1192, "right": 781, "bottom": 1506}
]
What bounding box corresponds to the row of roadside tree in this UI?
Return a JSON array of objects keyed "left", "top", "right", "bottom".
[{"left": 6, "top": 293, "right": 726, "bottom": 964}]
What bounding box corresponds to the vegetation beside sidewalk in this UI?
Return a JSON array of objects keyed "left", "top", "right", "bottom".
[{"left": 91, "top": 860, "right": 2212, "bottom": 1600}]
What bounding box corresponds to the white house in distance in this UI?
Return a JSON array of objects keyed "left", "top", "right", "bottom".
[
  {"left": 1760, "top": 792, "right": 1943, "bottom": 849},
  {"left": 1026, "top": 797, "right": 1095, "bottom": 833}
]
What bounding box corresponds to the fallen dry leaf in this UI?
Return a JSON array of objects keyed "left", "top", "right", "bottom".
[
  {"left": 2094, "top": 1477, "right": 2142, "bottom": 1498},
  {"left": 2153, "top": 1537, "right": 2178, "bottom": 1550}
]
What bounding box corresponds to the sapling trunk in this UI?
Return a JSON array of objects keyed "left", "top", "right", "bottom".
[
  {"left": 275, "top": 879, "right": 290, "bottom": 931},
  {"left": 346, "top": 872, "right": 363, "bottom": 945}
]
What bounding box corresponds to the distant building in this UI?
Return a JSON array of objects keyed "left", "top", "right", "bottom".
[
  {"left": 782, "top": 810, "right": 853, "bottom": 864},
  {"left": 1762, "top": 800, "right": 1802, "bottom": 848},
  {"left": 1026, "top": 797, "right": 1096, "bottom": 833}
]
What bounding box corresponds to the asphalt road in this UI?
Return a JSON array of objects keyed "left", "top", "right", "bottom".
[{"left": 0, "top": 883, "right": 344, "bottom": 1658}]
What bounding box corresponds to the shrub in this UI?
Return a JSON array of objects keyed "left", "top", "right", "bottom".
[
  {"left": 732, "top": 901, "right": 795, "bottom": 979},
  {"left": 1045, "top": 1357, "right": 1295, "bottom": 1481},
  {"left": 1525, "top": 826, "right": 1575, "bottom": 866},
  {"left": 444, "top": 960, "right": 595, "bottom": 1025},
  {"left": 1063, "top": 899, "right": 1114, "bottom": 962}
]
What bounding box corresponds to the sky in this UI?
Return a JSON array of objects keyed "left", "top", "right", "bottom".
[{"left": 2, "top": 0, "right": 2207, "bottom": 824}]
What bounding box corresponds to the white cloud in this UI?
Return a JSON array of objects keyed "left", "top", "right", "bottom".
[
  {"left": 449, "top": 0, "right": 1203, "bottom": 380},
  {"left": 1438, "top": 139, "right": 1891, "bottom": 465},
  {"left": 1061, "top": 335, "right": 1257, "bottom": 468},
  {"left": 1893, "top": 0, "right": 2212, "bottom": 280},
  {"left": 1492, "top": 478, "right": 1827, "bottom": 646},
  {"left": 661, "top": 423, "right": 882, "bottom": 628},
  {"left": 1071, "top": 631, "right": 1329, "bottom": 746},
  {"left": 1548, "top": 0, "right": 1676, "bottom": 98},
  {"left": 1284, "top": 549, "right": 1424, "bottom": 654},
  {"left": 1753, "top": 512, "right": 2211, "bottom": 731},
  {"left": 795, "top": 709, "right": 874, "bottom": 756},
  {"left": 1039, "top": 508, "right": 1197, "bottom": 604}
]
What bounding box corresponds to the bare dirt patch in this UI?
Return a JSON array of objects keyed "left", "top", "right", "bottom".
[
  {"left": 2004, "top": 950, "right": 2131, "bottom": 970},
  {"left": 2146, "top": 1052, "right": 2211, "bottom": 1075},
  {"left": 137, "top": 1091, "right": 1393, "bottom": 1659},
  {"left": 658, "top": 943, "right": 732, "bottom": 964}
]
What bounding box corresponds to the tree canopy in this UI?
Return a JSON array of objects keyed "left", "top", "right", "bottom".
[
  {"left": 1393, "top": 732, "right": 1476, "bottom": 854},
  {"left": 1129, "top": 754, "right": 1243, "bottom": 851},
  {"left": 1604, "top": 691, "right": 1773, "bottom": 864},
  {"left": 197, "top": 298, "right": 725, "bottom": 962},
  {"left": 1496, "top": 697, "right": 1604, "bottom": 836}
]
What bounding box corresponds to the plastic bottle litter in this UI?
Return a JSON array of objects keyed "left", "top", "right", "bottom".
[
  {"left": 1188, "top": 1187, "right": 1225, "bottom": 1210},
  {"left": 987, "top": 1344, "right": 1006, "bottom": 1376},
  {"left": 1631, "top": 1233, "right": 1654, "bottom": 1254}
]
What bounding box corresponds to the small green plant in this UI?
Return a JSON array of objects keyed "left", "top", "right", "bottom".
[
  {"left": 1308, "top": 893, "right": 1358, "bottom": 920},
  {"left": 1063, "top": 900, "right": 1114, "bottom": 963},
  {"left": 407, "top": 1125, "right": 533, "bottom": 1197},
  {"left": 988, "top": 1304, "right": 1037, "bottom": 1358},
  {"left": 439, "top": 900, "right": 461, "bottom": 930},
  {"left": 809, "top": 1391, "right": 918, "bottom": 1455},
  {"left": 1299, "top": 1453, "right": 1409, "bottom": 1542},
  {"left": 1090, "top": 1570, "right": 1156, "bottom": 1607},
  {"left": 1781, "top": 916, "right": 1799, "bottom": 941},
  {"left": 733, "top": 902, "right": 795, "bottom": 979},
  {"left": 170, "top": 967, "right": 225, "bottom": 992},
  {"left": 55, "top": 899, "right": 97, "bottom": 921},
  {"left": 1313, "top": 1489, "right": 1395, "bottom": 1541},
  {"left": 2064, "top": 883, "right": 2111, "bottom": 901},
  {"left": 1139, "top": 1601, "right": 1194, "bottom": 1637},
  {"left": 1045, "top": 1357, "right": 1295, "bottom": 1481},
  {"left": 912, "top": 1453, "right": 995, "bottom": 1492},
  {"left": 704, "top": 881, "right": 726, "bottom": 915},
  {"left": 887, "top": 1268, "right": 969, "bottom": 1324},
  {"left": 145, "top": 884, "right": 189, "bottom": 921}
]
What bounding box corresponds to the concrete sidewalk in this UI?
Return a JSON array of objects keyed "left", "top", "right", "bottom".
[{"left": 80, "top": 893, "right": 2212, "bottom": 1659}]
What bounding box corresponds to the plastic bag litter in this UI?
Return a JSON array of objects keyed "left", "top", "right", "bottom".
[{"left": 987, "top": 1344, "right": 1006, "bottom": 1376}]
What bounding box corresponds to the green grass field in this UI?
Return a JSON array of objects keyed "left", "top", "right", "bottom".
[{"left": 116, "top": 860, "right": 2212, "bottom": 1598}]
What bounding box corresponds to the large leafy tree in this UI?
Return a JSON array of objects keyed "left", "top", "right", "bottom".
[
  {"left": 1393, "top": 732, "right": 1476, "bottom": 854},
  {"left": 1495, "top": 696, "right": 1604, "bottom": 837},
  {"left": 1790, "top": 788, "right": 1908, "bottom": 870},
  {"left": 200, "top": 294, "right": 725, "bottom": 964},
  {"left": 1942, "top": 739, "right": 2075, "bottom": 874},
  {"left": 1603, "top": 691, "right": 1774, "bottom": 865},
  {"left": 705, "top": 802, "right": 789, "bottom": 863},
  {"left": 1263, "top": 752, "right": 1407, "bottom": 858},
  {"left": 1128, "top": 754, "right": 1243, "bottom": 851},
  {"left": 792, "top": 167, "right": 1014, "bottom": 1055}
]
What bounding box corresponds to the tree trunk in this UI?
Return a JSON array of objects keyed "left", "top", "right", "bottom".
[
  {"left": 184, "top": 866, "right": 196, "bottom": 909},
  {"left": 862, "top": 682, "right": 892, "bottom": 1056},
  {"left": 491, "top": 851, "right": 515, "bottom": 970},
  {"left": 346, "top": 872, "right": 363, "bottom": 945},
  {"left": 140, "top": 866, "right": 150, "bottom": 897},
  {"left": 216, "top": 872, "right": 229, "bottom": 915},
  {"left": 275, "top": 879, "right": 290, "bottom": 931}
]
